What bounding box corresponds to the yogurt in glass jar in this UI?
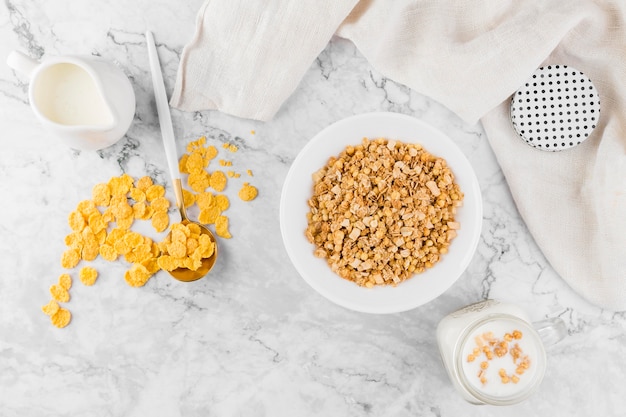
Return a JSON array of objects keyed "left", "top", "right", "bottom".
[{"left": 437, "top": 300, "right": 566, "bottom": 405}]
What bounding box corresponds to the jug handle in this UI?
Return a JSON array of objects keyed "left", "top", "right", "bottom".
[
  {"left": 532, "top": 316, "right": 568, "bottom": 347},
  {"left": 7, "top": 50, "right": 39, "bottom": 78}
]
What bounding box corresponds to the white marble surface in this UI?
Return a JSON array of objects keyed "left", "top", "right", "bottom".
[{"left": 1, "top": 1, "right": 625, "bottom": 416}]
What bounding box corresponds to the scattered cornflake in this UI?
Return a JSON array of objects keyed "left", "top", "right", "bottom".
[
  {"left": 58, "top": 273, "right": 72, "bottom": 290},
  {"left": 106, "top": 227, "right": 126, "bottom": 245},
  {"left": 179, "top": 154, "right": 190, "bottom": 174},
  {"left": 140, "top": 205, "right": 154, "bottom": 221},
  {"left": 88, "top": 212, "right": 106, "bottom": 234},
  {"left": 188, "top": 171, "right": 211, "bottom": 192},
  {"left": 151, "top": 210, "right": 170, "bottom": 233},
  {"left": 209, "top": 171, "right": 227, "bottom": 192},
  {"left": 81, "top": 242, "right": 100, "bottom": 262},
  {"left": 102, "top": 208, "right": 114, "bottom": 224},
  {"left": 99, "top": 243, "right": 118, "bottom": 261},
  {"left": 215, "top": 195, "right": 230, "bottom": 211},
  {"left": 129, "top": 187, "right": 146, "bottom": 203},
  {"left": 50, "top": 308, "right": 71, "bottom": 328},
  {"left": 172, "top": 222, "right": 191, "bottom": 239},
  {"left": 79, "top": 266, "right": 99, "bottom": 286},
  {"left": 246, "top": 169, "right": 253, "bottom": 177},
  {"left": 250, "top": 130, "right": 255, "bottom": 135},
  {"left": 150, "top": 196, "right": 170, "bottom": 212},
  {"left": 61, "top": 249, "right": 81, "bottom": 269},
  {"left": 196, "top": 192, "right": 215, "bottom": 210},
  {"left": 183, "top": 222, "right": 197, "bottom": 233},
  {"left": 142, "top": 257, "right": 160, "bottom": 275},
  {"left": 198, "top": 206, "right": 221, "bottom": 225},
  {"left": 113, "top": 238, "right": 131, "bottom": 256},
  {"left": 41, "top": 300, "right": 60, "bottom": 316},
  {"left": 215, "top": 215, "right": 232, "bottom": 239},
  {"left": 186, "top": 152, "right": 206, "bottom": 174},
  {"left": 125, "top": 237, "right": 153, "bottom": 264},
  {"left": 186, "top": 136, "right": 207, "bottom": 152},
  {"left": 156, "top": 255, "right": 177, "bottom": 272},
  {"left": 124, "top": 263, "right": 153, "bottom": 287},
  {"left": 110, "top": 196, "right": 133, "bottom": 219},
  {"left": 109, "top": 174, "right": 133, "bottom": 197},
  {"left": 50, "top": 284, "right": 70, "bottom": 303},
  {"left": 198, "top": 233, "right": 215, "bottom": 258},
  {"left": 167, "top": 241, "right": 187, "bottom": 258},
  {"left": 204, "top": 145, "right": 218, "bottom": 161},
  {"left": 132, "top": 201, "right": 148, "bottom": 219},
  {"left": 145, "top": 184, "right": 166, "bottom": 202},
  {"left": 135, "top": 175, "right": 154, "bottom": 191},
  {"left": 64, "top": 232, "right": 81, "bottom": 249},
  {"left": 186, "top": 236, "right": 199, "bottom": 255},
  {"left": 68, "top": 210, "right": 86, "bottom": 232},
  {"left": 77, "top": 200, "right": 98, "bottom": 218},
  {"left": 92, "top": 183, "right": 111, "bottom": 207},
  {"left": 238, "top": 183, "right": 258, "bottom": 202},
  {"left": 182, "top": 189, "right": 196, "bottom": 208}
]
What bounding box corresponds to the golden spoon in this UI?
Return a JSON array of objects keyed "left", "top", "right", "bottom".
[{"left": 146, "top": 30, "right": 217, "bottom": 282}]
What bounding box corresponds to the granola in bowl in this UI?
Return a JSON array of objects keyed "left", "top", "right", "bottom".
[{"left": 305, "top": 137, "right": 463, "bottom": 287}]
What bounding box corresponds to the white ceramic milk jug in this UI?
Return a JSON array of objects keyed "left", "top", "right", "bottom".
[
  {"left": 436, "top": 300, "right": 567, "bottom": 406},
  {"left": 7, "top": 50, "right": 136, "bottom": 151}
]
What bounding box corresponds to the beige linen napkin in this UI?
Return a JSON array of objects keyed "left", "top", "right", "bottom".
[
  {"left": 170, "top": 0, "right": 359, "bottom": 120},
  {"left": 171, "top": 0, "right": 626, "bottom": 311}
]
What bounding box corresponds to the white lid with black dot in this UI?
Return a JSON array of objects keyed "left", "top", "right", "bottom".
[{"left": 510, "top": 65, "right": 600, "bottom": 151}]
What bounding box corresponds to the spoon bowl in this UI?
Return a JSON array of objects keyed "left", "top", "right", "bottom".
[
  {"left": 167, "top": 180, "right": 218, "bottom": 282},
  {"left": 168, "top": 220, "right": 218, "bottom": 282}
]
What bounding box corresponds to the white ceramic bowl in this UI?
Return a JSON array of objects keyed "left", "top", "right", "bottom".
[{"left": 280, "top": 112, "right": 482, "bottom": 314}]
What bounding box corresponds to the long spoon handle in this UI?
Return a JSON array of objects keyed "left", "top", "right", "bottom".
[{"left": 146, "top": 30, "right": 184, "bottom": 212}]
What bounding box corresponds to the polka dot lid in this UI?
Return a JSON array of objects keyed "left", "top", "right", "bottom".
[{"left": 510, "top": 65, "right": 600, "bottom": 151}]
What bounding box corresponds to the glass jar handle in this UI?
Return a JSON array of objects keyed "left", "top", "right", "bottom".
[{"left": 532, "top": 317, "right": 567, "bottom": 346}]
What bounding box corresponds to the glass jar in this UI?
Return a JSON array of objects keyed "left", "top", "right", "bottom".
[{"left": 436, "top": 300, "right": 567, "bottom": 405}]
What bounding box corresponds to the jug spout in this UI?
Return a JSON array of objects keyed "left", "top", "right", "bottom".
[{"left": 7, "top": 50, "right": 39, "bottom": 78}]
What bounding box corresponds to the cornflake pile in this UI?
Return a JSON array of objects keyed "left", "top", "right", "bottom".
[
  {"left": 42, "top": 174, "right": 165, "bottom": 327},
  {"left": 305, "top": 137, "right": 463, "bottom": 288},
  {"left": 467, "top": 330, "right": 531, "bottom": 386},
  {"left": 41, "top": 136, "right": 259, "bottom": 329},
  {"left": 156, "top": 222, "right": 215, "bottom": 271}
]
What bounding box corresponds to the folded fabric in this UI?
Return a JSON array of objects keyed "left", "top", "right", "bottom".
[
  {"left": 170, "top": 0, "right": 359, "bottom": 120},
  {"left": 171, "top": 0, "right": 626, "bottom": 311}
]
